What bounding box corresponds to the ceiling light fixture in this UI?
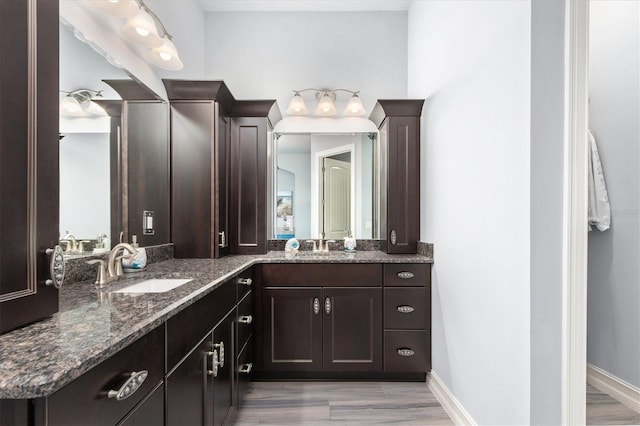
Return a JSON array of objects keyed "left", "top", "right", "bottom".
[
  {"left": 60, "top": 89, "right": 104, "bottom": 117},
  {"left": 286, "top": 88, "right": 366, "bottom": 117},
  {"left": 90, "top": 0, "right": 184, "bottom": 71}
]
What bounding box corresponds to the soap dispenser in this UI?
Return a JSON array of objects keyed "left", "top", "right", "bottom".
[
  {"left": 122, "top": 235, "right": 147, "bottom": 271},
  {"left": 344, "top": 232, "right": 356, "bottom": 252}
]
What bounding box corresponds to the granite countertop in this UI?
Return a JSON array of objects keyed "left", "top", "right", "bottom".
[{"left": 0, "top": 251, "right": 432, "bottom": 399}]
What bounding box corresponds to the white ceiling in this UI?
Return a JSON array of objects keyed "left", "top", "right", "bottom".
[{"left": 197, "top": 0, "right": 412, "bottom": 12}]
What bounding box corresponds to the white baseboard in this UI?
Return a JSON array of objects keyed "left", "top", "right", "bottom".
[
  {"left": 427, "top": 371, "right": 476, "bottom": 425},
  {"left": 587, "top": 363, "right": 640, "bottom": 413}
]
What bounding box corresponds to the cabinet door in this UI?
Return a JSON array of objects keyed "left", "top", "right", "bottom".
[
  {"left": 386, "top": 116, "right": 420, "bottom": 254},
  {"left": 323, "top": 287, "right": 382, "bottom": 372},
  {"left": 262, "top": 288, "right": 323, "bottom": 371},
  {"left": 212, "top": 311, "right": 234, "bottom": 426},
  {"left": 166, "top": 334, "right": 212, "bottom": 426},
  {"left": 0, "top": 0, "right": 59, "bottom": 333},
  {"left": 170, "top": 101, "right": 215, "bottom": 258},
  {"left": 229, "top": 117, "right": 268, "bottom": 254}
]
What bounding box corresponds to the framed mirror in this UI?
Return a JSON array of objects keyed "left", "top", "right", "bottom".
[{"left": 272, "top": 132, "right": 378, "bottom": 240}]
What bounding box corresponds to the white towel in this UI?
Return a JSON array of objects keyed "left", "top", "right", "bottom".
[{"left": 588, "top": 129, "right": 611, "bottom": 231}]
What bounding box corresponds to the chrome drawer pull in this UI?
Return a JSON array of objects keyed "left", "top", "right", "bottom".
[
  {"left": 239, "top": 315, "right": 253, "bottom": 324},
  {"left": 206, "top": 350, "right": 221, "bottom": 377},
  {"left": 239, "top": 363, "right": 253, "bottom": 374},
  {"left": 390, "top": 230, "right": 397, "bottom": 245},
  {"left": 324, "top": 297, "right": 331, "bottom": 315},
  {"left": 107, "top": 370, "right": 148, "bottom": 401},
  {"left": 214, "top": 342, "right": 225, "bottom": 368},
  {"left": 45, "top": 246, "right": 65, "bottom": 289},
  {"left": 237, "top": 277, "right": 252, "bottom": 286},
  {"left": 397, "top": 271, "right": 414, "bottom": 279},
  {"left": 397, "top": 348, "right": 415, "bottom": 357},
  {"left": 397, "top": 305, "right": 415, "bottom": 313},
  {"left": 313, "top": 297, "right": 320, "bottom": 315}
]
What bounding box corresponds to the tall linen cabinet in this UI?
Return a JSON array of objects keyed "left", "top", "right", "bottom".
[{"left": 164, "top": 80, "right": 280, "bottom": 257}]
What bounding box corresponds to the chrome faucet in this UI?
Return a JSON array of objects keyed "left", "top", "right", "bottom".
[
  {"left": 87, "top": 243, "right": 138, "bottom": 288},
  {"left": 107, "top": 243, "right": 138, "bottom": 278},
  {"left": 61, "top": 232, "right": 78, "bottom": 253},
  {"left": 305, "top": 238, "right": 336, "bottom": 254}
]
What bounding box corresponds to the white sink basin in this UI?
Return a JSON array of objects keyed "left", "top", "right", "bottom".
[{"left": 113, "top": 278, "right": 193, "bottom": 293}]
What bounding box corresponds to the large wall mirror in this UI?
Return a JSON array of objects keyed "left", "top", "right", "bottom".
[
  {"left": 273, "top": 133, "right": 378, "bottom": 240},
  {"left": 59, "top": 18, "right": 170, "bottom": 257},
  {"left": 59, "top": 21, "right": 126, "bottom": 255}
]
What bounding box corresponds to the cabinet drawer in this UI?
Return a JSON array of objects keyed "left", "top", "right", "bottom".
[
  {"left": 47, "top": 327, "right": 164, "bottom": 426},
  {"left": 236, "top": 339, "right": 253, "bottom": 409},
  {"left": 236, "top": 268, "right": 254, "bottom": 301},
  {"left": 237, "top": 291, "right": 253, "bottom": 350},
  {"left": 261, "top": 264, "right": 382, "bottom": 287},
  {"left": 166, "top": 279, "right": 236, "bottom": 370},
  {"left": 384, "top": 330, "right": 430, "bottom": 373},
  {"left": 383, "top": 264, "right": 430, "bottom": 287},
  {"left": 384, "top": 287, "right": 429, "bottom": 330}
]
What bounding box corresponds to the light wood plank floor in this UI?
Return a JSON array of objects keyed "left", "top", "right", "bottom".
[
  {"left": 234, "top": 381, "right": 640, "bottom": 425},
  {"left": 234, "top": 381, "right": 454, "bottom": 425},
  {"left": 586, "top": 384, "right": 640, "bottom": 425}
]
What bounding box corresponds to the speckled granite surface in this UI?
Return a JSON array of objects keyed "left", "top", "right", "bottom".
[
  {"left": 417, "top": 242, "right": 434, "bottom": 258},
  {"left": 0, "top": 251, "right": 431, "bottom": 399}
]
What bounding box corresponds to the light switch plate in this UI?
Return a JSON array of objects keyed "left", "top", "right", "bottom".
[{"left": 143, "top": 211, "right": 154, "bottom": 235}]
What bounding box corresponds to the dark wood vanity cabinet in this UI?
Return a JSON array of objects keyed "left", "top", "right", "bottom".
[
  {"left": 256, "top": 264, "right": 389, "bottom": 377},
  {"left": 255, "top": 263, "right": 430, "bottom": 380},
  {"left": 228, "top": 102, "right": 281, "bottom": 255},
  {"left": 0, "top": 0, "right": 60, "bottom": 333},
  {"left": 45, "top": 327, "right": 165, "bottom": 426},
  {"left": 370, "top": 100, "right": 425, "bottom": 254},
  {"left": 166, "top": 268, "right": 254, "bottom": 426},
  {"left": 383, "top": 263, "right": 432, "bottom": 373},
  {"left": 163, "top": 81, "right": 281, "bottom": 258},
  {"left": 168, "top": 99, "right": 231, "bottom": 259}
]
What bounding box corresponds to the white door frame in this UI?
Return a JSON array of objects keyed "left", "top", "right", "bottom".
[
  {"left": 563, "top": 1, "right": 589, "bottom": 424},
  {"left": 311, "top": 144, "right": 356, "bottom": 239}
]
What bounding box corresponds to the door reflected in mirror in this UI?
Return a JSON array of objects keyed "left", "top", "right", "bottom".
[{"left": 274, "top": 133, "right": 375, "bottom": 240}]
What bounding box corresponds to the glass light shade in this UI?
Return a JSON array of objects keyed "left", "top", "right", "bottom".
[
  {"left": 147, "top": 38, "right": 184, "bottom": 70},
  {"left": 122, "top": 10, "right": 162, "bottom": 48},
  {"left": 344, "top": 94, "right": 366, "bottom": 116},
  {"left": 315, "top": 92, "right": 337, "bottom": 116},
  {"left": 286, "top": 93, "right": 308, "bottom": 115},
  {"left": 60, "top": 96, "right": 82, "bottom": 115},
  {"left": 91, "top": 0, "right": 139, "bottom": 18}
]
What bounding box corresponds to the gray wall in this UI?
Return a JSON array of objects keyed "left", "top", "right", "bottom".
[
  {"left": 530, "top": 1, "right": 566, "bottom": 423},
  {"left": 203, "top": 11, "right": 408, "bottom": 114},
  {"left": 408, "top": 2, "right": 532, "bottom": 424},
  {"left": 587, "top": 0, "right": 640, "bottom": 388}
]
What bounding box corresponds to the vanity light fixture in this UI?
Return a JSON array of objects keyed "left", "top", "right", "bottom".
[
  {"left": 286, "top": 92, "right": 309, "bottom": 115},
  {"left": 91, "top": 0, "right": 138, "bottom": 18},
  {"left": 122, "top": 9, "right": 163, "bottom": 47},
  {"left": 315, "top": 91, "right": 338, "bottom": 116},
  {"left": 286, "top": 88, "right": 366, "bottom": 117},
  {"left": 90, "top": 0, "right": 184, "bottom": 71},
  {"left": 60, "top": 89, "right": 104, "bottom": 117}
]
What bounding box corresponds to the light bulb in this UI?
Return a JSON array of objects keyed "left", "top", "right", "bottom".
[
  {"left": 135, "top": 27, "right": 150, "bottom": 37},
  {"left": 159, "top": 51, "right": 172, "bottom": 61}
]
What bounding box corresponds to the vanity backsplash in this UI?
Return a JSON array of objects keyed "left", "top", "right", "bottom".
[{"left": 63, "top": 244, "right": 174, "bottom": 285}]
